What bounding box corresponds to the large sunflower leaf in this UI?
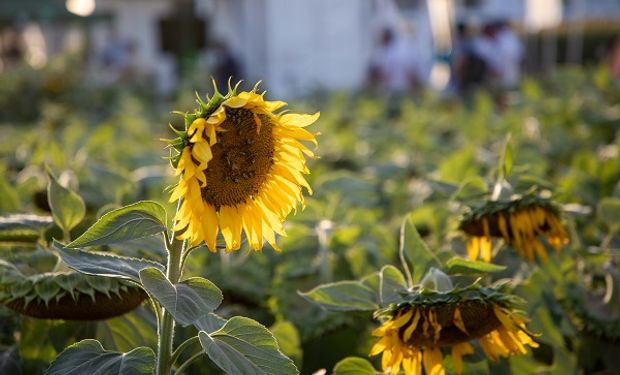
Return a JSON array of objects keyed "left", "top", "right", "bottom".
[
  {"left": 139, "top": 267, "right": 222, "bottom": 326},
  {"left": 333, "top": 357, "right": 379, "bottom": 375},
  {"left": 299, "top": 281, "right": 378, "bottom": 312},
  {"left": 54, "top": 240, "right": 164, "bottom": 283},
  {"left": 46, "top": 169, "right": 86, "bottom": 233},
  {"left": 198, "top": 317, "right": 298, "bottom": 375},
  {"left": 45, "top": 339, "right": 155, "bottom": 375},
  {"left": 0, "top": 214, "right": 53, "bottom": 243},
  {"left": 68, "top": 201, "right": 166, "bottom": 248},
  {"left": 194, "top": 313, "right": 227, "bottom": 334}
]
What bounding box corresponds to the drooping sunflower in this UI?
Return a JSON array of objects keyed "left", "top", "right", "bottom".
[
  {"left": 370, "top": 282, "right": 538, "bottom": 375},
  {"left": 459, "top": 195, "right": 569, "bottom": 262},
  {"left": 167, "top": 82, "right": 319, "bottom": 252}
]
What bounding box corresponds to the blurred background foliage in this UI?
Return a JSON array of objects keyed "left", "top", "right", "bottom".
[{"left": 0, "top": 60, "right": 619, "bottom": 375}]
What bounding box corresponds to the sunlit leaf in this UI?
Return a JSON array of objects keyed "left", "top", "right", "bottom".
[
  {"left": 46, "top": 168, "right": 85, "bottom": 233},
  {"left": 139, "top": 267, "right": 222, "bottom": 326},
  {"left": 333, "top": 357, "right": 378, "bottom": 375},
  {"left": 403, "top": 218, "right": 437, "bottom": 283},
  {"left": 199, "top": 317, "right": 298, "bottom": 375},
  {"left": 68, "top": 201, "right": 166, "bottom": 248},
  {"left": 54, "top": 240, "right": 164, "bottom": 283},
  {"left": 270, "top": 321, "right": 302, "bottom": 365},
  {"left": 599, "top": 197, "right": 620, "bottom": 231},
  {"left": 299, "top": 281, "right": 378, "bottom": 312},
  {"left": 446, "top": 257, "right": 506, "bottom": 275},
  {"left": 0, "top": 214, "right": 53, "bottom": 243},
  {"left": 45, "top": 339, "right": 155, "bottom": 375}
]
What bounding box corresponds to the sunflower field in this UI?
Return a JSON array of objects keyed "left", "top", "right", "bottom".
[{"left": 0, "top": 62, "right": 619, "bottom": 375}]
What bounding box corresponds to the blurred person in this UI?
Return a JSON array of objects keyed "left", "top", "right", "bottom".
[
  {"left": 495, "top": 20, "right": 523, "bottom": 89},
  {"left": 210, "top": 40, "right": 241, "bottom": 90},
  {"left": 368, "top": 27, "right": 419, "bottom": 94},
  {"left": 472, "top": 22, "right": 502, "bottom": 84},
  {"left": 1, "top": 28, "right": 25, "bottom": 69},
  {"left": 452, "top": 22, "right": 488, "bottom": 96}
]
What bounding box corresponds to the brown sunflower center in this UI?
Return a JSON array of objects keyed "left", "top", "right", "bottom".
[
  {"left": 399, "top": 301, "right": 502, "bottom": 347},
  {"left": 201, "top": 107, "right": 275, "bottom": 209}
]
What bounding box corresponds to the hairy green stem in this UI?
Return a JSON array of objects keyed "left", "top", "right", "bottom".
[{"left": 156, "top": 236, "right": 186, "bottom": 375}]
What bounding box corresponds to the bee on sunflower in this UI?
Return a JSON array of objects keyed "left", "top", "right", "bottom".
[
  {"left": 459, "top": 194, "right": 569, "bottom": 262},
  {"left": 166, "top": 81, "right": 319, "bottom": 252},
  {"left": 370, "top": 270, "right": 538, "bottom": 375}
]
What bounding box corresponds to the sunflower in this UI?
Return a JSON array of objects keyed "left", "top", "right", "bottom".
[
  {"left": 459, "top": 195, "right": 569, "bottom": 262},
  {"left": 370, "top": 284, "right": 538, "bottom": 375},
  {"left": 167, "top": 82, "right": 319, "bottom": 252}
]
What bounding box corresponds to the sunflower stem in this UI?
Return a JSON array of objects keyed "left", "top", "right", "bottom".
[
  {"left": 62, "top": 229, "right": 71, "bottom": 244},
  {"left": 156, "top": 236, "right": 186, "bottom": 375}
]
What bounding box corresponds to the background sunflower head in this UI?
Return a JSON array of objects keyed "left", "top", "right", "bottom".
[
  {"left": 459, "top": 194, "right": 569, "bottom": 262},
  {"left": 370, "top": 280, "right": 538, "bottom": 375},
  {"left": 166, "top": 81, "right": 319, "bottom": 252}
]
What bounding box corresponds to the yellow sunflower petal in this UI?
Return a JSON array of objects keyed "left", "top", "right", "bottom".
[
  {"left": 219, "top": 206, "right": 243, "bottom": 251},
  {"left": 422, "top": 347, "right": 445, "bottom": 375}
]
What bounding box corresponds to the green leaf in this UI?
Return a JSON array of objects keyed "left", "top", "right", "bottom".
[
  {"left": 378, "top": 265, "right": 407, "bottom": 306},
  {"left": 599, "top": 197, "right": 620, "bottom": 231},
  {"left": 446, "top": 257, "right": 506, "bottom": 275},
  {"left": 54, "top": 240, "right": 164, "bottom": 283},
  {"left": 501, "top": 137, "right": 513, "bottom": 177},
  {"left": 139, "top": 267, "right": 222, "bottom": 326},
  {"left": 269, "top": 321, "right": 302, "bottom": 365},
  {"left": 333, "top": 357, "right": 378, "bottom": 375},
  {"left": 45, "top": 339, "right": 155, "bottom": 375},
  {"left": 0, "top": 214, "right": 53, "bottom": 242},
  {"left": 0, "top": 176, "right": 20, "bottom": 212},
  {"left": 403, "top": 218, "right": 437, "bottom": 283},
  {"left": 199, "top": 317, "right": 298, "bottom": 375},
  {"left": 361, "top": 265, "right": 407, "bottom": 307},
  {"left": 97, "top": 305, "right": 158, "bottom": 353},
  {"left": 299, "top": 281, "right": 378, "bottom": 312},
  {"left": 452, "top": 176, "right": 489, "bottom": 201},
  {"left": 46, "top": 168, "right": 86, "bottom": 233},
  {"left": 195, "top": 313, "right": 227, "bottom": 334},
  {"left": 68, "top": 201, "right": 166, "bottom": 248}
]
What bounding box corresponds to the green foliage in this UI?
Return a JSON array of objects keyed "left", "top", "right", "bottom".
[
  {"left": 46, "top": 168, "right": 86, "bottom": 234},
  {"left": 198, "top": 317, "right": 298, "bottom": 375},
  {"left": 46, "top": 339, "right": 155, "bottom": 375},
  {"left": 54, "top": 241, "right": 165, "bottom": 283},
  {"left": 0, "top": 64, "right": 619, "bottom": 374},
  {"left": 332, "top": 357, "right": 378, "bottom": 375},
  {"left": 299, "top": 281, "right": 378, "bottom": 312},
  {"left": 68, "top": 201, "right": 167, "bottom": 248},
  {"left": 0, "top": 215, "right": 53, "bottom": 243},
  {"left": 139, "top": 267, "right": 222, "bottom": 326},
  {"left": 269, "top": 321, "right": 303, "bottom": 366},
  {"left": 599, "top": 197, "right": 620, "bottom": 232},
  {"left": 446, "top": 257, "right": 507, "bottom": 275},
  {"left": 402, "top": 218, "right": 438, "bottom": 284}
]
